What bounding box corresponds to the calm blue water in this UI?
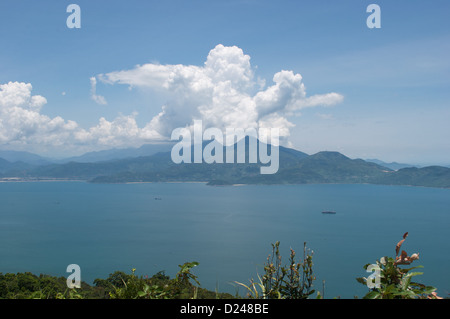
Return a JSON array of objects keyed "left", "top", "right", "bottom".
[{"left": 0, "top": 182, "right": 448, "bottom": 298}]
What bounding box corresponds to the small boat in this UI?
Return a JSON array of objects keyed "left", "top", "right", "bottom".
[{"left": 322, "top": 211, "right": 336, "bottom": 214}]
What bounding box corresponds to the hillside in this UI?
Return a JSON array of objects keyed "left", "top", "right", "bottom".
[
  {"left": 365, "top": 158, "right": 416, "bottom": 171},
  {"left": 0, "top": 157, "right": 35, "bottom": 174},
  {"left": 56, "top": 143, "right": 175, "bottom": 163},
  {"left": 1, "top": 141, "right": 449, "bottom": 188},
  {"left": 371, "top": 166, "right": 450, "bottom": 188}
]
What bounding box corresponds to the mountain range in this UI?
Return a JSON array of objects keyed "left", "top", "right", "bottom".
[
  {"left": 0, "top": 140, "right": 449, "bottom": 188},
  {"left": 364, "top": 159, "right": 417, "bottom": 171}
]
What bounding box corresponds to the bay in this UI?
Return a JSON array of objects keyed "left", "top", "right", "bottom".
[{"left": 0, "top": 181, "right": 448, "bottom": 298}]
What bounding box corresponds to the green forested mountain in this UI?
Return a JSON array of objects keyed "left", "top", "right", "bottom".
[
  {"left": 371, "top": 166, "right": 450, "bottom": 188},
  {"left": 0, "top": 157, "right": 35, "bottom": 174},
  {"left": 56, "top": 143, "right": 175, "bottom": 163},
  {"left": 1, "top": 140, "right": 449, "bottom": 188},
  {"left": 365, "top": 158, "right": 416, "bottom": 170}
]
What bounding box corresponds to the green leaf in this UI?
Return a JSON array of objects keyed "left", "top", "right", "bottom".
[
  {"left": 408, "top": 271, "right": 424, "bottom": 277},
  {"left": 422, "top": 286, "right": 437, "bottom": 294},
  {"left": 363, "top": 290, "right": 381, "bottom": 299},
  {"left": 384, "top": 284, "right": 396, "bottom": 294},
  {"left": 397, "top": 290, "right": 416, "bottom": 298},
  {"left": 355, "top": 277, "right": 367, "bottom": 285},
  {"left": 401, "top": 265, "right": 424, "bottom": 273},
  {"left": 401, "top": 274, "right": 413, "bottom": 290}
]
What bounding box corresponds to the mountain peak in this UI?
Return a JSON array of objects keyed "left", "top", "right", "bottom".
[{"left": 310, "top": 151, "right": 350, "bottom": 160}]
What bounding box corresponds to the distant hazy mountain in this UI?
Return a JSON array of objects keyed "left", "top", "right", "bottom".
[
  {"left": 0, "top": 157, "right": 35, "bottom": 174},
  {"left": 57, "top": 143, "right": 175, "bottom": 163},
  {"left": 18, "top": 138, "right": 304, "bottom": 181},
  {"left": 365, "top": 159, "right": 417, "bottom": 171},
  {"left": 88, "top": 149, "right": 450, "bottom": 188},
  {"left": 0, "top": 150, "right": 52, "bottom": 166},
  {"left": 372, "top": 166, "right": 450, "bottom": 189},
  {"left": 0, "top": 150, "right": 53, "bottom": 175},
  {"left": 0, "top": 157, "right": 12, "bottom": 174},
  {"left": 2, "top": 140, "right": 449, "bottom": 188}
]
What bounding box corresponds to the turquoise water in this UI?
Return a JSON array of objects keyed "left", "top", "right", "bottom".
[{"left": 0, "top": 182, "right": 448, "bottom": 298}]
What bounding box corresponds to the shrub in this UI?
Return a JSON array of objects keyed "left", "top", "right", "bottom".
[
  {"left": 357, "top": 232, "right": 441, "bottom": 299},
  {"left": 235, "top": 241, "right": 316, "bottom": 299}
]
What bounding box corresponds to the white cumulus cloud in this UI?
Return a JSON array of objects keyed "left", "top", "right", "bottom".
[
  {"left": 99, "top": 44, "right": 343, "bottom": 142},
  {"left": 0, "top": 81, "right": 78, "bottom": 147},
  {"left": 0, "top": 45, "right": 343, "bottom": 155},
  {"left": 0, "top": 81, "right": 164, "bottom": 153}
]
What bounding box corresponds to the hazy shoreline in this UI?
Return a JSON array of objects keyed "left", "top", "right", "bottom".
[
  {"left": 1, "top": 178, "right": 449, "bottom": 190},
  {"left": 0, "top": 178, "right": 86, "bottom": 183}
]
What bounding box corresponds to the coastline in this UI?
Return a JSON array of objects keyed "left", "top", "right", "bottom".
[
  {"left": 0, "top": 178, "right": 86, "bottom": 183},
  {"left": 1, "top": 178, "right": 448, "bottom": 190}
]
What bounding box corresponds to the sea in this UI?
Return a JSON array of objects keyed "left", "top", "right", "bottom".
[{"left": 0, "top": 181, "right": 448, "bottom": 299}]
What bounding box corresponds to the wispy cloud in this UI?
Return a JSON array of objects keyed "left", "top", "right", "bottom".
[
  {"left": 90, "top": 77, "right": 107, "bottom": 105},
  {"left": 316, "top": 113, "right": 334, "bottom": 120}
]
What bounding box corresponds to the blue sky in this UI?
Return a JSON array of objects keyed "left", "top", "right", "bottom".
[{"left": 0, "top": 0, "right": 449, "bottom": 165}]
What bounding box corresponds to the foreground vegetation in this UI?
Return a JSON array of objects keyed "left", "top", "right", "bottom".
[
  {"left": 0, "top": 233, "right": 444, "bottom": 299},
  {"left": 0, "top": 262, "right": 233, "bottom": 299}
]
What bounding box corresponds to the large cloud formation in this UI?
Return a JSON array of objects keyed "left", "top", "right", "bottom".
[
  {"left": 0, "top": 81, "right": 78, "bottom": 146},
  {"left": 0, "top": 82, "right": 163, "bottom": 152},
  {"left": 99, "top": 44, "right": 343, "bottom": 142},
  {"left": 0, "top": 45, "right": 343, "bottom": 154}
]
